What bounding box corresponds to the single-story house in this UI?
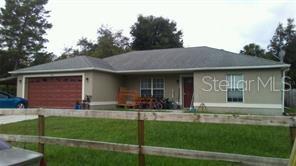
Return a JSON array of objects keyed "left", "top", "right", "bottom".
[{"left": 10, "top": 46, "right": 290, "bottom": 115}]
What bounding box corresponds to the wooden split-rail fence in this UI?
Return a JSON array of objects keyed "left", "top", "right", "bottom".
[{"left": 0, "top": 108, "right": 296, "bottom": 166}]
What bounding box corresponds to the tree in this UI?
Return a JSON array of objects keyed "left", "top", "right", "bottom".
[
  {"left": 284, "top": 18, "right": 296, "bottom": 44},
  {"left": 55, "top": 47, "right": 79, "bottom": 61},
  {"left": 0, "top": 0, "right": 53, "bottom": 77},
  {"left": 240, "top": 43, "right": 266, "bottom": 57},
  {"left": 77, "top": 37, "right": 96, "bottom": 56},
  {"left": 0, "top": 50, "right": 15, "bottom": 77},
  {"left": 31, "top": 52, "right": 55, "bottom": 66},
  {"left": 130, "top": 15, "right": 183, "bottom": 50},
  {"left": 93, "top": 26, "right": 130, "bottom": 58},
  {"left": 268, "top": 23, "right": 286, "bottom": 59},
  {"left": 268, "top": 18, "right": 296, "bottom": 60},
  {"left": 240, "top": 43, "right": 276, "bottom": 60},
  {"left": 58, "top": 26, "right": 130, "bottom": 59},
  {"left": 268, "top": 18, "right": 296, "bottom": 88},
  {"left": 285, "top": 37, "right": 296, "bottom": 87}
]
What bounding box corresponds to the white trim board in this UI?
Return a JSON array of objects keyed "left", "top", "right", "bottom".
[
  {"left": 10, "top": 64, "right": 290, "bottom": 74},
  {"left": 10, "top": 67, "right": 114, "bottom": 74},
  {"left": 193, "top": 102, "right": 282, "bottom": 109},
  {"left": 89, "top": 101, "right": 118, "bottom": 106},
  {"left": 21, "top": 73, "right": 85, "bottom": 100}
]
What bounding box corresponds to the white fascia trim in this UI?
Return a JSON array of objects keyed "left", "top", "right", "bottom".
[
  {"left": 9, "top": 67, "right": 115, "bottom": 74},
  {"left": 193, "top": 102, "right": 282, "bottom": 109},
  {"left": 10, "top": 64, "right": 290, "bottom": 74},
  {"left": 116, "top": 64, "right": 290, "bottom": 73},
  {"left": 89, "top": 101, "right": 118, "bottom": 106}
]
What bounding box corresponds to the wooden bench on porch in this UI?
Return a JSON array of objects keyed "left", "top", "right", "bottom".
[{"left": 116, "top": 87, "right": 140, "bottom": 108}]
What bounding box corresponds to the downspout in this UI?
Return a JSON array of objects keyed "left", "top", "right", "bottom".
[{"left": 282, "top": 68, "right": 290, "bottom": 113}]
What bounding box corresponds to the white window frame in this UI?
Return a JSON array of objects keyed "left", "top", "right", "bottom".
[
  {"left": 140, "top": 78, "right": 152, "bottom": 97},
  {"left": 226, "top": 74, "right": 244, "bottom": 103},
  {"left": 140, "top": 78, "right": 165, "bottom": 98}
]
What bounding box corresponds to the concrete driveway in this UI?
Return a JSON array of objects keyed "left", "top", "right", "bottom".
[{"left": 0, "top": 115, "right": 37, "bottom": 125}]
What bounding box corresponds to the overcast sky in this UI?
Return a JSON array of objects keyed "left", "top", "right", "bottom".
[{"left": 0, "top": 0, "right": 296, "bottom": 56}]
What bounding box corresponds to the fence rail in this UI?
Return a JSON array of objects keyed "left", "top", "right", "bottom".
[
  {"left": 0, "top": 134, "right": 290, "bottom": 166},
  {"left": 0, "top": 108, "right": 295, "bottom": 127},
  {"left": 0, "top": 108, "right": 295, "bottom": 166}
]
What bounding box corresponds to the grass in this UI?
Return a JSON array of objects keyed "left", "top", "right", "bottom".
[
  {"left": 286, "top": 107, "right": 296, "bottom": 113},
  {"left": 0, "top": 117, "right": 292, "bottom": 165}
]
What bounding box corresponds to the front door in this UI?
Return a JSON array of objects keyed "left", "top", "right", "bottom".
[{"left": 183, "top": 77, "right": 193, "bottom": 108}]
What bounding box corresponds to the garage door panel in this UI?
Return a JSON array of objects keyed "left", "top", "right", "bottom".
[{"left": 28, "top": 76, "right": 82, "bottom": 108}]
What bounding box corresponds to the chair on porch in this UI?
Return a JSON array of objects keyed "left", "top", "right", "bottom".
[{"left": 116, "top": 87, "right": 140, "bottom": 109}]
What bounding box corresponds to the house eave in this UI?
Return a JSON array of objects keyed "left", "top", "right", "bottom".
[
  {"left": 9, "top": 67, "right": 115, "bottom": 75},
  {"left": 9, "top": 64, "right": 290, "bottom": 75},
  {"left": 116, "top": 64, "right": 291, "bottom": 73}
]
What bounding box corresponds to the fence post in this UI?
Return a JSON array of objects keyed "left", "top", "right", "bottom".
[
  {"left": 290, "top": 126, "right": 296, "bottom": 146},
  {"left": 38, "top": 108, "right": 46, "bottom": 166},
  {"left": 288, "top": 137, "right": 296, "bottom": 166},
  {"left": 138, "top": 110, "right": 145, "bottom": 166},
  {"left": 38, "top": 109, "right": 45, "bottom": 154}
]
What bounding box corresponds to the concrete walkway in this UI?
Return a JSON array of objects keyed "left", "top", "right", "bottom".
[{"left": 0, "top": 115, "right": 37, "bottom": 125}]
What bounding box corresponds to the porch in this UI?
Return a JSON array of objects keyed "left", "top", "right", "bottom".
[{"left": 117, "top": 73, "right": 194, "bottom": 109}]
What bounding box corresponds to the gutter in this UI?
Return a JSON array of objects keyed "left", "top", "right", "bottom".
[
  {"left": 282, "top": 68, "right": 290, "bottom": 113},
  {"left": 116, "top": 64, "right": 291, "bottom": 74},
  {"left": 9, "top": 67, "right": 115, "bottom": 74},
  {"left": 9, "top": 64, "right": 291, "bottom": 75}
]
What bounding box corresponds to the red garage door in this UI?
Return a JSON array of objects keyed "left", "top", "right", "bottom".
[{"left": 28, "top": 76, "right": 82, "bottom": 108}]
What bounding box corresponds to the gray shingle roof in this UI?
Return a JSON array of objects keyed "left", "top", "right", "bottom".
[
  {"left": 10, "top": 46, "right": 289, "bottom": 74},
  {"left": 104, "top": 46, "right": 286, "bottom": 71},
  {"left": 11, "top": 56, "right": 113, "bottom": 74}
]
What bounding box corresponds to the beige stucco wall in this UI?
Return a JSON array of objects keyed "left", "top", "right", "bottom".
[
  {"left": 123, "top": 74, "right": 180, "bottom": 102},
  {"left": 194, "top": 69, "right": 283, "bottom": 115},
  {"left": 90, "top": 71, "right": 122, "bottom": 102},
  {"left": 14, "top": 68, "right": 284, "bottom": 115},
  {"left": 194, "top": 69, "right": 282, "bottom": 104}
]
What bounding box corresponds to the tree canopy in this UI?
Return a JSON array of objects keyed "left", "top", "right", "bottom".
[
  {"left": 130, "top": 15, "right": 183, "bottom": 50},
  {"left": 93, "top": 26, "right": 130, "bottom": 58},
  {"left": 58, "top": 26, "right": 130, "bottom": 60},
  {"left": 240, "top": 43, "right": 266, "bottom": 57},
  {"left": 59, "top": 15, "right": 183, "bottom": 59},
  {"left": 269, "top": 18, "right": 296, "bottom": 87},
  {"left": 241, "top": 18, "right": 296, "bottom": 87},
  {"left": 268, "top": 18, "right": 296, "bottom": 60},
  {"left": 285, "top": 37, "right": 296, "bottom": 87},
  {"left": 0, "top": 0, "right": 53, "bottom": 77}
]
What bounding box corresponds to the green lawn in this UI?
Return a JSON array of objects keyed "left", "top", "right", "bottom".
[
  {"left": 286, "top": 107, "right": 296, "bottom": 114},
  {"left": 0, "top": 117, "right": 292, "bottom": 165}
]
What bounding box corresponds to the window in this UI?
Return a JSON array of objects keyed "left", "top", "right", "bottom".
[
  {"left": 140, "top": 78, "right": 164, "bottom": 98},
  {"left": 227, "top": 75, "right": 243, "bottom": 102},
  {"left": 153, "top": 78, "right": 164, "bottom": 98},
  {"left": 140, "top": 79, "right": 151, "bottom": 97}
]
